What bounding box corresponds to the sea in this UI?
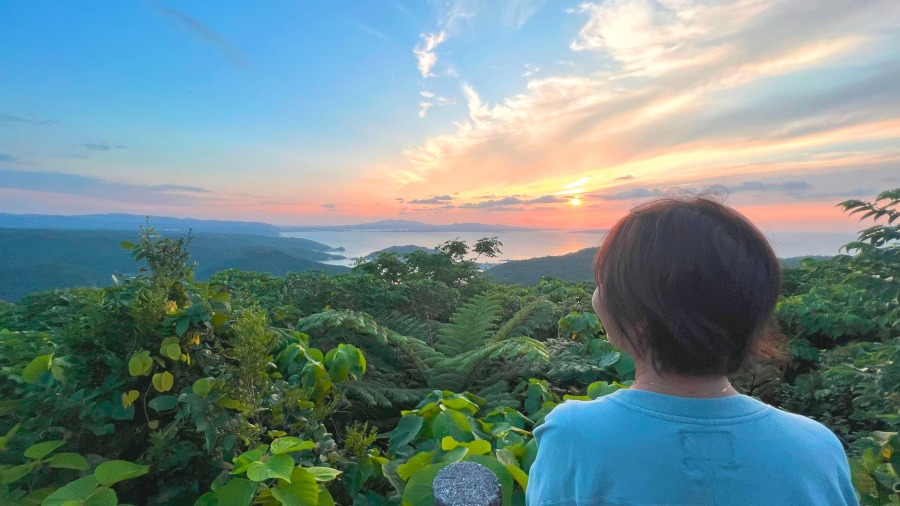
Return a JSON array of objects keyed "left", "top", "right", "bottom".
[{"left": 280, "top": 229, "right": 858, "bottom": 267}]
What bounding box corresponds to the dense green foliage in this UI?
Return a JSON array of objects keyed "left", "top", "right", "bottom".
[
  {"left": 0, "top": 229, "right": 347, "bottom": 302},
  {"left": 0, "top": 190, "right": 898, "bottom": 505}
]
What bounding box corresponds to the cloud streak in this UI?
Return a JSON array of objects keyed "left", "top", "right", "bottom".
[
  {"left": 156, "top": 5, "right": 249, "bottom": 68},
  {"left": 0, "top": 169, "right": 214, "bottom": 206},
  {"left": 0, "top": 113, "right": 57, "bottom": 126}
]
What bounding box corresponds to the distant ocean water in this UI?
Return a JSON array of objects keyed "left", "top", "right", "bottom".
[{"left": 280, "top": 229, "right": 857, "bottom": 267}]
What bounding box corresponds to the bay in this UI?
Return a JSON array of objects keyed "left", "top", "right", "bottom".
[{"left": 280, "top": 229, "right": 857, "bottom": 267}]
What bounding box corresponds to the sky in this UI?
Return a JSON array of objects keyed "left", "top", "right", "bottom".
[{"left": 1, "top": 0, "right": 899, "bottom": 231}]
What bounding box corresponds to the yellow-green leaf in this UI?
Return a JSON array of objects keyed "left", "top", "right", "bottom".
[
  {"left": 24, "top": 440, "right": 64, "bottom": 459},
  {"left": 121, "top": 390, "right": 140, "bottom": 409},
  {"left": 22, "top": 354, "right": 53, "bottom": 384},
  {"left": 305, "top": 467, "right": 341, "bottom": 482},
  {"left": 505, "top": 465, "right": 528, "bottom": 491},
  {"left": 95, "top": 460, "right": 149, "bottom": 486},
  {"left": 48, "top": 453, "right": 89, "bottom": 471},
  {"left": 271, "top": 467, "right": 318, "bottom": 506},
  {"left": 152, "top": 372, "right": 174, "bottom": 392},
  {"left": 161, "top": 343, "right": 181, "bottom": 361},
  {"left": 192, "top": 378, "right": 212, "bottom": 396},
  {"left": 271, "top": 437, "right": 316, "bottom": 455}
]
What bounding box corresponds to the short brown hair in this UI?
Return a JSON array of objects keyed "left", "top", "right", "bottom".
[{"left": 593, "top": 195, "right": 781, "bottom": 376}]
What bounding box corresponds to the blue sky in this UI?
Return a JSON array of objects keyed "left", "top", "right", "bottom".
[{"left": 1, "top": 0, "right": 899, "bottom": 230}]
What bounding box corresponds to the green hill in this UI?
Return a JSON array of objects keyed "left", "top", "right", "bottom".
[
  {"left": 0, "top": 229, "right": 349, "bottom": 301},
  {"left": 485, "top": 247, "right": 596, "bottom": 285},
  {"left": 484, "top": 249, "right": 836, "bottom": 286}
]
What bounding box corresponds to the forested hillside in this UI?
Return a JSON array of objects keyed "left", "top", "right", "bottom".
[
  {"left": 0, "top": 229, "right": 348, "bottom": 301},
  {"left": 0, "top": 190, "right": 897, "bottom": 505}
]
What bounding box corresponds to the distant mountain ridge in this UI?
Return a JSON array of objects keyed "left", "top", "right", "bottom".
[
  {"left": 0, "top": 213, "right": 281, "bottom": 236},
  {"left": 0, "top": 214, "right": 542, "bottom": 235}
]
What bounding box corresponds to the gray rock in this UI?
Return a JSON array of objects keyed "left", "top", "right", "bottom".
[{"left": 433, "top": 462, "right": 502, "bottom": 506}]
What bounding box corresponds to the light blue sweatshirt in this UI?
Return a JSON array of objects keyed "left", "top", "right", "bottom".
[{"left": 526, "top": 389, "right": 859, "bottom": 506}]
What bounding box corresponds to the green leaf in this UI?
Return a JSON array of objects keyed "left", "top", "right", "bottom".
[
  {"left": 432, "top": 409, "right": 474, "bottom": 442},
  {"left": 401, "top": 463, "right": 449, "bottom": 506},
  {"left": 175, "top": 317, "right": 190, "bottom": 336},
  {"left": 192, "top": 378, "right": 212, "bottom": 396},
  {"left": 148, "top": 395, "right": 178, "bottom": 412},
  {"left": 24, "top": 440, "right": 65, "bottom": 459},
  {"left": 120, "top": 240, "right": 136, "bottom": 250},
  {"left": 41, "top": 476, "right": 100, "bottom": 506},
  {"left": 316, "top": 489, "right": 335, "bottom": 506},
  {"left": 23, "top": 354, "right": 53, "bottom": 384},
  {"left": 48, "top": 453, "right": 90, "bottom": 471},
  {"left": 270, "top": 437, "right": 316, "bottom": 455},
  {"left": 84, "top": 488, "right": 118, "bottom": 506},
  {"left": 94, "top": 460, "right": 149, "bottom": 486},
  {"left": 505, "top": 465, "right": 529, "bottom": 491},
  {"left": 441, "top": 394, "right": 478, "bottom": 414},
  {"left": 389, "top": 414, "right": 424, "bottom": 452},
  {"left": 1, "top": 463, "right": 33, "bottom": 485},
  {"left": 216, "top": 478, "right": 257, "bottom": 506},
  {"left": 397, "top": 452, "right": 433, "bottom": 481},
  {"left": 595, "top": 351, "right": 620, "bottom": 369},
  {"left": 305, "top": 467, "right": 341, "bottom": 482},
  {"left": 246, "top": 454, "right": 294, "bottom": 482},
  {"left": 271, "top": 467, "right": 318, "bottom": 506},
  {"left": 232, "top": 446, "right": 268, "bottom": 475}
]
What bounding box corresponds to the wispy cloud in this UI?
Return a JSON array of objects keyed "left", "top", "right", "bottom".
[
  {"left": 501, "top": 0, "right": 550, "bottom": 30},
  {"left": 0, "top": 113, "right": 57, "bottom": 126},
  {"left": 349, "top": 20, "right": 391, "bottom": 43},
  {"left": 80, "top": 142, "right": 127, "bottom": 151},
  {"left": 413, "top": 32, "right": 447, "bottom": 77},
  {"left": 409, "top": 195, "right": 454, "bottom": 204},
  {"left": 321, "top": 203, "right": 338, "bottom": 211},
  {"left": 0, "top": 169, "right": 214, "bottom": 206},
  {"left": 587, "top": 188, "right": 663, "bottom": 201},
  {"left": 458, "top": 194, "right": 567, "bottom": 208},
  {"left": 155, "top": 5, "right": 249, "bottom": 68},
  {"left": 0, "top": 154, "right": 20, "bottom": 164},
  {"left": 154, "top": 184, "right": 211, "bottom": 194}
]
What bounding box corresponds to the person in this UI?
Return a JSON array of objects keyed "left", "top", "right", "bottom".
[{"left": 525, "top": 195, "right": 859, "bottom": 506}]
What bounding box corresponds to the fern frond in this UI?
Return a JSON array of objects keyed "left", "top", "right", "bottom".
[
  {"left": 431, "top": 336, "right": 549, "bottom": 391},
  {"left": 339, "top": 379, "right": 430, "bottom": 409},
  {"left": 493, "top": 297, "right": 556, "bottom": 342},
  {"left": 436, "top": 292, "right": 503, "bottom": 356},
  {"left": 296, "top": 310, "right": 444, "bottom": 383},
  {"left": 374, "top": 310, "right": 440, "bottom": 345},
  {"left": 475, "top": 380, "right": 519, "bottom": 411}
]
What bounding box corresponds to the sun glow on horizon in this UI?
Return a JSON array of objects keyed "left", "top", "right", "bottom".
[{"left": 570, "top": 197, "right": 582, "bottom": 206}]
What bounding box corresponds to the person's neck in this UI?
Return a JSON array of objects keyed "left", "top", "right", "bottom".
[{"left": 631, "top": 362, "right": 737, "bottom": 398}]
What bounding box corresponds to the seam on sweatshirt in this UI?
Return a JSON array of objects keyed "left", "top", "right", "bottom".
[{"left": 606, "top": 395, "right": 772, "bottom": 425}]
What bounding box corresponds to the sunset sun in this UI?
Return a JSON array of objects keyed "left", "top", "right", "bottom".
[{"left": 570, "top": 197, "right": 582, "bottom": 206}]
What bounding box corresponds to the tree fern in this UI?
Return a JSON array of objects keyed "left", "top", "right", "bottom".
[
  {"left": 373, "top": 310, "right": 441, "bottom": 347},
  {"left": 434, "top": 292, "right": 503, "bottom": 356},
  {"left": 295, "top": 310, "right": 442, "bottom": 384}
]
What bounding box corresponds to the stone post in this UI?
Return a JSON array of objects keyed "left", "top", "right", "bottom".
[{"left": 433, "top": 462, "right": 502, "bottom": 506}]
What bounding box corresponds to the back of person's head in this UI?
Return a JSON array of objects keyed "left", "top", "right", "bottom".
[{"left": 593, "top": 193, "right": 781, "bottom": 376}]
